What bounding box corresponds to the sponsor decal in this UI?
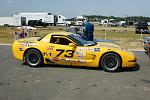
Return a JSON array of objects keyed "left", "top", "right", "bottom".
[
  {"left": 52, "top": 57, "right": 59, "bottom": 62},
  {"left": 25, "top": 43, "right": 29, "bottom": 47},
  {"left": 78, "top": 48, "right": 84, "bottom": 51},
  {"left": 45, "top": 58, "right": 55, "bottom": 63},
  {"left": 78, "top": 60, "right": 85, "bottom": 63},
  {"left": 43, "top": 53, "right": 48, "bottom": 56},
  {"left": 94, "top": 48, "right": 100, "bottom": 52},
  {"left": 29, "top": 43, "right": 37, "bottom": 47},
  {"left": 43, "top": 53, "right": 52, "bottom": 57},
  {"left": 20, "top": 42, "right": 36, "bottom": 47},
  {"left": 65, "top": 58, "right": 72, "bottom": 62},
  {"left": 76, "top": 52, "right": 82, "bottom": 54},
  {"left": 88, "top": 48, "right": 94, "bottom": 51},
  {"left": 47, "top": 47, "right": 53, "bottom": 50},
  {"left": 78, "top": 56, "right": 84, "bottom": 59},
  {"left": 47, "top": 46, "right": 54, "bottom": 50},
  {"left": 20, "top": 43, "right": 26, "bottom": 46},
  {"left": 61, "top": 58, "right": 77, "bottom": 63},
  {"left": 61, "top": 58, "right": 67, "bottom": 62},
  {"left": 29, "top": 41, "right": 35, "bottom": 43},
  {"left": 72, "top": 60, "right": 77, "bottom": 62},
  {"left": 19, "top": 43, "right": 27, "bottom": 48},
  {"left": 19, "top": 48, "right": 23, "bottom": 51}
]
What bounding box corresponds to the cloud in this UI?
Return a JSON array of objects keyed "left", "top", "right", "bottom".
[{"left": 6, "top": 0, "right": 13, "bottom": 4}]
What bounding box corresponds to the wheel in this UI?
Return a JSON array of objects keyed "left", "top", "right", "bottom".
[
  {"left": 25, "top": 49, "right": 43, "bottom": 67},
  {"left": 100, "top": 53, "right": 121, "bottom": 72}
]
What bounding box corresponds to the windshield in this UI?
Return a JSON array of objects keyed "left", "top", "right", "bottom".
[{"left": 68, "top": 34, "right": 96, "bottom": 46}]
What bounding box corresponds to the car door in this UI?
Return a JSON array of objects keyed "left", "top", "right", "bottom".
[{"left": 46, "top": 35, "right": 86, "bottom": 66}]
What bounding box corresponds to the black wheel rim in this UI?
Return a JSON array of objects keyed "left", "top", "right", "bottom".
[
  {"left": 103, "top": 56, "right": 119, "bottom": 70},
  {"left": 27, "top": 52, "right": 39, "bottom": 66}
]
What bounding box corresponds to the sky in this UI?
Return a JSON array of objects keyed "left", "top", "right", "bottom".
[{"left": 0, "top": 0, "right": 150, "bottom": 18}]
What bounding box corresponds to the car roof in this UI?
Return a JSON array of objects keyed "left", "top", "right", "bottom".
[
  {"left": 50, "top": 32, "right": 73, "bottom": 36},
  {"left": 40, "top": 32, "right": 73, "bottom": 41}
]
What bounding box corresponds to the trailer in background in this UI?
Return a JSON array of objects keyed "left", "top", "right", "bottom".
[
  {"left": 0, "top": 16, "right": 26, "bottom": 26},
  {"left": 13, "top": 15, "right": 26, "bottom": 26},
  {"left": 17, "top": 12, "right": 55, "bottom": 26},
  {"left": 0, "top": 17, "right": 14, "bottom": 26},
  {"left": 18, "top": 13, "right": 72, "bottom": 26}
]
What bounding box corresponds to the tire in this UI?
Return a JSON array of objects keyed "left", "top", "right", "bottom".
[
  {"left": 100, "top": 53, "right": 121, "bottom": 72},
  {"left": 25, "top": 49, "right": 43, "bottom": 67}
]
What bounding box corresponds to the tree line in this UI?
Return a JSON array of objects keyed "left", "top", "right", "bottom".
[{"left": 84, "top": 15, "right": 150, "bottom": 22}]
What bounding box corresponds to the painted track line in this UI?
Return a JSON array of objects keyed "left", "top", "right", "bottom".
[
  {"left": 128, "top": 49, "right": 145, "bottom": 52},
  {"left": 0, "top": 44, "right": 12, "bottom": 46}
]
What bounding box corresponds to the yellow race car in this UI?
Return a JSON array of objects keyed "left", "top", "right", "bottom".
[{"left": 12, "top": 32, "right": 137, "bottom": 72}]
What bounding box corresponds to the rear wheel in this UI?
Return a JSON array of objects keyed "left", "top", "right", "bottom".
[
  {"left": 25, "top": 49, "right": 43, "bottom": 67},
  {"left": 100, "top": 53, "right": 121, "bottom": 72}
]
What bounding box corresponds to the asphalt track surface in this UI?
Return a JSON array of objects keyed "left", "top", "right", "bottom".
[{"left": 0, "top": 45, "right": 150, "bottom": 100}]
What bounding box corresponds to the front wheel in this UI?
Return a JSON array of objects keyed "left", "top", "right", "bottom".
[
  {"left": 25, "top": 49, "right": 43, "bottom": 67},
  {"left": 100, "top": 53, "right": 122, "bottom": 72}
]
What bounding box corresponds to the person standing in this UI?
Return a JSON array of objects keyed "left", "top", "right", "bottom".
[{"left": 84, "top": 19, "right": 94, "bottom": 41}]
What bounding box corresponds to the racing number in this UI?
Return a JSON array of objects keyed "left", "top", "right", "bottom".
[
  {"left": 56, "top": 49, "right": 74, "bottom": 57},
  {"left": 65, "top": 50, "right": 74, "bottom": 57},
  {"left": 56, "top": 49, "right": 65, "bottom": 57}
]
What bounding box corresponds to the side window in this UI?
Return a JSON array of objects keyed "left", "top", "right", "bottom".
[
  {"left": 50, "top": 36, "right": 72, "bottom": 45},
  {"left": 50, "top": 36, "right": 58, "bottom": 43}
]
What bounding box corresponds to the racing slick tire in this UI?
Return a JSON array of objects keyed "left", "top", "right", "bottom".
[
  {"left": 25, "top": 49, "right": 43, "bottom": 67},
  {"left": 100, "top": 53, "right": 121, "bottom": 72}
]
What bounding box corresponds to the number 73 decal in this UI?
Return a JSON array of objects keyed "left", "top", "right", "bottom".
[{"left": 56, "top": 49, "right": 74, "bottom": 58}]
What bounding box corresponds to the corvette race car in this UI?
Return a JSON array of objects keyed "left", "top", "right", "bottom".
[{"left": 12, "top": 32, "right": 137, "bottom": 72}]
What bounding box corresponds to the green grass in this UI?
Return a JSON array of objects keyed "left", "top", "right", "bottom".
[
  {"left": 0, "top": 26, "right": 65, "bottom": 43},
  {"left": 0, "top": 25, "right": 150, "bottom": 49}
]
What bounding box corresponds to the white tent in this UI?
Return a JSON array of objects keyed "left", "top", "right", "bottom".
[{"left": 16, "top": 26, "right": 37, "bottom": 30}]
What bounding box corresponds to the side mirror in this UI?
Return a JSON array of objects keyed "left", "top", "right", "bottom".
[{"left": 69, "top": 43, "right": 76, "bottom": 47}]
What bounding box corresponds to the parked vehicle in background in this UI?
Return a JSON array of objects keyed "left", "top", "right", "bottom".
[
  {"left": 147, "top": 41, "right": 150, "bottom": 58},
  {"left": 135, "top": 22, "right": 150, "bottom": 34},
  {"left": 145, "top": 38, "right": 150, "bottom": 58},
  {"left": 28, "top": 20, "right": 48, "bottom": 27},
  {"left": 143, "top": 37, "right": 150, "bottom": 57},
  {"left": 76, "top": 16, "right": 85, "bottom": 26},
  {"left": 56, "top": 15, "right": 72, "bottom": 26},
  {"left": 101, "top": 19, "right": 109, "bottom": 27}
]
